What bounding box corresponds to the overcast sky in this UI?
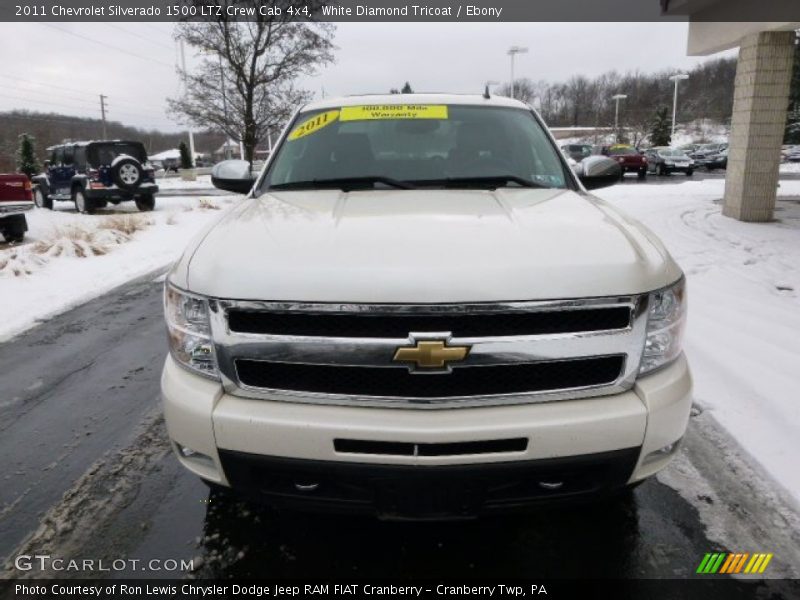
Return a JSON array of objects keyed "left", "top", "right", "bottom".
[{"left": 0, "top": 22, "right": 734, "bottom": 133}]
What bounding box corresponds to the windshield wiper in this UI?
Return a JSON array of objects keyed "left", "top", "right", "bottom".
[
  {"left": 413, "top": 175, "right": 550, "bottom": 189},
  {"left": 269, "top": 176, "right": 415, "bottom": 191}
]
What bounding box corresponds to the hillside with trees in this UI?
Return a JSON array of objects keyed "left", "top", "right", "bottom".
[{"left": 499, "top": 57, "right": 739, "bottom": 138}]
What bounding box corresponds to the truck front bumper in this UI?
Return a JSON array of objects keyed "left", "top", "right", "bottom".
[{"left": 161, "top": 354, "right": 692, "bottom": 517}]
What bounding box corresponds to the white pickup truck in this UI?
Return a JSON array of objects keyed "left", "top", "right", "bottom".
[{"left": 161, "top": 94, "right": 691, "bottom": 519}]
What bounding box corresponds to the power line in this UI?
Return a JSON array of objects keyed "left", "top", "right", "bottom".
[
  {"left": 106, "top": 23, "right": 174, "bottom": 50},
  {"left": 40, "top": 24, "right": 175, "bottom": 69},
  {"left": 0, "top": 93, "right": 174, "bottom": 129},
  {"left": 0, "top": 73, "right": 168, "bottom": 112},
  {"left": 0, "top": 111, "right": 184, "bottom": 132},
  {"left": 0, "top": 73, "right": 98, "bottom": 99}
]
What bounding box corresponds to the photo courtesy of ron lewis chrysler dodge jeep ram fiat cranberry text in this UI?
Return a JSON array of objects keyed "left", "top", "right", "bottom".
[{"left": 161, "top": 95, "right": 691, "bottom": 520}]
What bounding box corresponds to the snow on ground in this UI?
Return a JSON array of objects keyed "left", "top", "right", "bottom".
[
  {"left": 154, "top": 174, "right": 214, "bottom": 190},
  {"left": 595, "top": 178, "right": 800, "bottom": 501},
  {"left": 780, "top": 161, "right": 800, "bottom": 174},
  {"left": 0, "top": 193, "right": 237, "bottom": 342}
]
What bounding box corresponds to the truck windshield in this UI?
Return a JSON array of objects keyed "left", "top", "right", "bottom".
[{"left": 263, "top": 104, "right": 570, "bottom": 191}]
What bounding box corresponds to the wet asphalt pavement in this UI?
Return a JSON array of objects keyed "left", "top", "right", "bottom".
[{"left": 1, "top": 181, "right": 800, "bottom": 592}]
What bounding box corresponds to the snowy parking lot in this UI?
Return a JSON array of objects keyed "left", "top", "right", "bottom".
[
  {"left": 595, "top": 177, "right": 800, "bottom": 503},
  {"left": 0, "top": 177, "right": 236, "bottom": 341}
]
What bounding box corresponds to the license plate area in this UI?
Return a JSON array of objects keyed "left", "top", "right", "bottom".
[{"left": 376, "top": 478, "right": 483, "bottom": 519}]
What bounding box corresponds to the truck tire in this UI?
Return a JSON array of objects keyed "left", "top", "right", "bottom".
[
  {"left": 637, "top": 168, "right": 647, "bottom": 179},
  {"left": 1, "top": 214, "right": 27, "bottom": 243},
  {"left": 135, "top": 194, "right": 155, "bottom": 212},
  {"left": 112, "top": 158, "right": 143, "bottom": 191},
  {"left": 33, "top": 186, "right": 53, "bottom": 210},
  {"left": 73, "top": 188, "right": 96, "bottom": 215}
]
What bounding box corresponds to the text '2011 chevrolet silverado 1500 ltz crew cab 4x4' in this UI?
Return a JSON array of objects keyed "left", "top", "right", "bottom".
[{"left": 161, "top": 95, "right": 692, "bottom": 519}]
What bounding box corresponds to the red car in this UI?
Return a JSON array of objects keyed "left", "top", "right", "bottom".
[
  {"left": 594, "top": 144, "right": 647, "bottom": 179},
  {"left": 0, "top": 174, "right": 34, "bottom": 243}
]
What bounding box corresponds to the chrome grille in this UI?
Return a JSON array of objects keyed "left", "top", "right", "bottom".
[{"left": 209, "top": 297, "right": 649, "bottom": 409}]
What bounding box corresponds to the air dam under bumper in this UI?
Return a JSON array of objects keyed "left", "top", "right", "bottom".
[{"left": 161, "top": 353, "right": 692, "bottom": 516}]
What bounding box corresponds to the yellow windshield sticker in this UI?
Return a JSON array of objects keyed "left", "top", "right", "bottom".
[
  {"left": 340, "top": 105, "right": 448, "bottom": 121},
  {"left": 288, "top": 110, "right": 340, "bottom": 140}
]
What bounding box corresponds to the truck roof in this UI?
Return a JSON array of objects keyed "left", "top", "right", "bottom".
[{"left": 302, "top": 93, "right": 530, "bottom": 112}]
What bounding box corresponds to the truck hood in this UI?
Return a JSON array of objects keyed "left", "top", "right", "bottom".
[{"left": 173, "top": 188, "right": 681, "bottom": 303}]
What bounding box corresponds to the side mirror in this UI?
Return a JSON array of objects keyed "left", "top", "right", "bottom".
[
  {"left": 575, "top": 156, "right": 621, "bottom": 191},
  {"left": 211, "top": 160, "right": 255, "bottom": 194}
]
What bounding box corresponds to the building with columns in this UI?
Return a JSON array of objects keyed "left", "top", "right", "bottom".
[{"left": 661, "top": 2, "right": 799, "bottom": 222}]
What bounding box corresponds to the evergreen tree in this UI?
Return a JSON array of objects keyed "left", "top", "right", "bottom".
[
  {"left": 390, "top": 82, "right": 414, "bottom": 94},
  {"left": 650, "top": 106, "right": 672, "bottom": 147},
  {"left": 179, "top": 141, "right": 193, "bottom": 169},
  {"left": 16, "top": 133, "right": 39, "bottom": 179}
]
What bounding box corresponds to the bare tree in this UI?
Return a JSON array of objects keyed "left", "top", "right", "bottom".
[
  {"left": 168, "top": 3, "right": 335, "bottom": 163},
  {"left": 497, "top": 79, "right": 538, "bottom": 105}
]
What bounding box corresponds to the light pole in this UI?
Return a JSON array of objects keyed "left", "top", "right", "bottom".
[
  {"left": 178, "top": 38, "right": 196, "bottom": 165},
  {"left": 669, "top": 73, "right": 689, "bottom": 141},
  {"left": 507, "top": 46, "right": 528, "bottom": 99},
  {"left": 612, "top": 94, "right": 627, "bottom": 142}
]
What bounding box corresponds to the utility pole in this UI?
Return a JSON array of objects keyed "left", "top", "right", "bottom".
[
  {"left": 99, "top": 94, "right": 108, "bottom": 139},
  {"left": 179, "top": 38, "right": 196, "bottom": 165},
  {"left": 507, "top": 46, "right": 528, "bottom": 99},
  {"left": 612, "top": 94, "right": 627, "bottom": 142},
  {"left": 669, "top": 73, "right": 689, "bottom": 141},
  {"left": 218, "top": 53, "right": 231, "bottom": 160}
]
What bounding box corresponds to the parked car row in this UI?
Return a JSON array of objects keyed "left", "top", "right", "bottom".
[
  {"left": 561, "top": 140, "right": 737, "bottom": 181},
  {"left": 561, "top": 144, "right": 648, "bottom": 179},
  {"left": 0, "top": 139, "right": 162, "bottom": 244},
  {"left": 782, "top": 145, "right": 800, "bottom": 162}
]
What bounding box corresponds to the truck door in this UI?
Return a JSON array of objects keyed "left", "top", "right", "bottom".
[{"left": 49, "top": 146, "right": 76, "bottom": 197}]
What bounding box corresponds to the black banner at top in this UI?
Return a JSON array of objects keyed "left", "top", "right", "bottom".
[{"left": 1, "top": 0, "right": 799, "bottom": 22}]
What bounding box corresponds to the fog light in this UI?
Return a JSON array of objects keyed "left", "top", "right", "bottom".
[
  {"left": 642, "top": 439, "right": 682, "bottom": 466},
  {"left": 175, "top": 443, "right": 215, "bottom": 469}
]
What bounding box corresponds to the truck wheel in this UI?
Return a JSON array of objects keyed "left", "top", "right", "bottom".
[
  {"left": 637, "top": 168, "right": 647, "bottom": 179},
  {"left": 73, "top": 188, "right": 96, "bottom": 215},
  {"left": 112, "top": 158, "right": 143, "bottom": 191},
  {"left": 1, "top": 215, "right": 27, "bottom": 243},
  {"left": 656, "top": 164, "right": 666, "bottom": 176},
  {"left": 685, "top": 169, "right": 694, "bottom": 177},
  {"left": 33, "top": 187, "right": 53, "bottom": 210},
  {"left": 135, "top": 194, "right": 155, "bottom": 212}
]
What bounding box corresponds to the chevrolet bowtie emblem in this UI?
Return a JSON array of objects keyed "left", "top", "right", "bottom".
[{"left": 393, "top": 337, "right": 470, "bottom": 373}]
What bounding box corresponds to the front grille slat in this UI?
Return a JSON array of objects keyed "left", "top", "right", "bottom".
[
  {"left": 235, "top": 356, "right": 625, "bottom": 399},
  {"left": 214, "top": 297, "right": 646, "bottom": 407},
  {"left": 227, "top": 307, "right": 632, "bottom": 338}
]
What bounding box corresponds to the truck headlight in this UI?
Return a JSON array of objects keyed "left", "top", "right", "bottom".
[
  {"left": 640, "top": 277, "right": 686, "bottom": 375},
  {"left": 164, "top": 284, "right": 219, "bottom": 379}
]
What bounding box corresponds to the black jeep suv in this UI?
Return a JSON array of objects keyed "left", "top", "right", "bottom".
[{"left": 32, "top": 140, "right": 159, "bottom": 214}]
